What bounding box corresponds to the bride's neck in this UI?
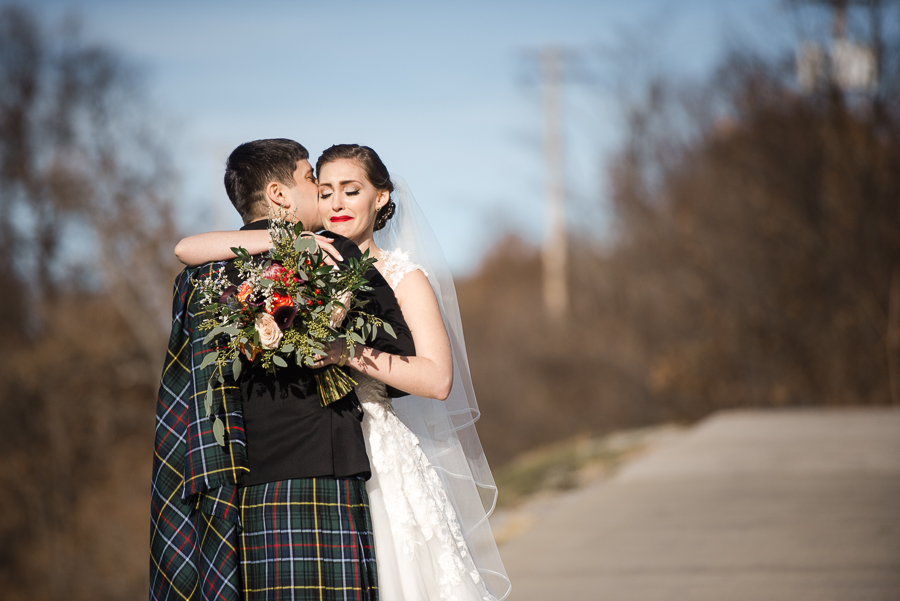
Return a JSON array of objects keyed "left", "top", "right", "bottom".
[{"left": 355, "top": 236, "right": 382, "bottom": 259}]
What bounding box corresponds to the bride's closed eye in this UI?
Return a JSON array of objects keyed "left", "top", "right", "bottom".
[{"left": 346, "top": 189, "right": 360, "bottom": 196}]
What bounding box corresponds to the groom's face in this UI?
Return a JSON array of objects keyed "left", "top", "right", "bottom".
[{"left": 281, "top": 159, "right": 321, "bottom": 229}]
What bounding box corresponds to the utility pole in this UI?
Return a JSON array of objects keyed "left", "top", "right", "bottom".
[
  {"left": 540, "top": 47, "right": 568, "bottom": 321},
  {"left": 831, "top": 0, "right": 847, "bottom": 40},
  {"left": 795, "top": 0, "right": 881, "bottom": 94}
]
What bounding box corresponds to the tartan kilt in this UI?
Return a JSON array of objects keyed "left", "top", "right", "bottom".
[{"left": 238, "top": 476, "right": 378, "bottom": 601}]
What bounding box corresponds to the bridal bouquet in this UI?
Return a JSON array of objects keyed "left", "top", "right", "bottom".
[{"left": 195, "top": 217, "right": 394, "bottom": 433}]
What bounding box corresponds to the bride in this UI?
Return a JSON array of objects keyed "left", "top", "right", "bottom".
[{"left": 175, "top": 144, "right": 511, "bottom": 601}]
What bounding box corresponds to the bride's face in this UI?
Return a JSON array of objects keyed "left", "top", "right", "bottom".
[{"left": 317, "top": 158, "right": 389, "bottom": 244}]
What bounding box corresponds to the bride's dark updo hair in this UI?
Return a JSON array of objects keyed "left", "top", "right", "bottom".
[{"left": 316, "top": 144, "right": 395, "bottom": 231}]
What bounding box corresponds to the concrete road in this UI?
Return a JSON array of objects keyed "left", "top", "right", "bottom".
[{"left": 498, "top": 408, "right": 900, "bottom": 601}]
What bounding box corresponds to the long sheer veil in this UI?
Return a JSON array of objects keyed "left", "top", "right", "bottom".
[{"left": 375, "top": 175, "right": 512, "bottom": 601}]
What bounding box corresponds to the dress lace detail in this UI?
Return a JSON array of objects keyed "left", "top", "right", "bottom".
[
  {"left": 381, "top": 248, "right": 427, "bottom": 290},
  {"left": 355, "top": 372, "right": 494, "bottom": 601}
]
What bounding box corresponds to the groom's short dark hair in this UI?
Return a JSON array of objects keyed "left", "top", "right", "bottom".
[{"left": 224, "top": 139, "right": 309, "bottom": 223}]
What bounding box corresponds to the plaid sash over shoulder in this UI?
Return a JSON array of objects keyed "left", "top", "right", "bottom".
[{"left": 150, "top": 264, "right": 251, "bottom": 601}]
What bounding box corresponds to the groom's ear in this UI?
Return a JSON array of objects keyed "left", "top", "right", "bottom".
[{"left": 266, "top": 181, "right": 289, "bottom": 210}]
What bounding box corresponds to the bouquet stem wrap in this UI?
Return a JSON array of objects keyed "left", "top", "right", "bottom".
[{"left": 315, "top": 367, "right": 357, "bottom": 406}]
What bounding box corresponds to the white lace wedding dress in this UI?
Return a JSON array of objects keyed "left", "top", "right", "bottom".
[{"left": 354, "top": 249, "right": 494, "bottom": 601}]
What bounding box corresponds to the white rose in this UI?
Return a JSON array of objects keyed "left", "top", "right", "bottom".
[
  {"left": 255, "top": 313, "right": 283, "bottom": 349},
  {"left": 329, "top": 290, "right": 353, "bottom": 328}
]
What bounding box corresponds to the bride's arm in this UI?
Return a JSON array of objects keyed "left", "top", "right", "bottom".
[
  {"left": 174, "top": 229, "right": 343, "bottom": 266},
  {"left": 315, "top": 270, "right": 453, "bottom": 401},
  {"left": 174, "top": 230, "right": 271, "bottom": 266}
]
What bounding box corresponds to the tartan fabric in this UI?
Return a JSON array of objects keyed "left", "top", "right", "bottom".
[
  {"left": 239, "top": 477, "right": 378, "bottom": 601},
  {"left": 150, "top": 264, "right": 251, "bottom": 601}
]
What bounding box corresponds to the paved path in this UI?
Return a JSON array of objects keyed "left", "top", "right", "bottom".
[{"left": 498, "top": 408, "right": 900, "bottom": 601}]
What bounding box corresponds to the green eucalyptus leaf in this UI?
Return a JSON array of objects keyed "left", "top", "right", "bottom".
[
  {"left": 294, "top": 237, "right": 316, "bottom": 254},
  {"left": 383, "top": 322, "right": 396, "bottom": 339},
  {"left": 205, "top": 384, "right": 214, "bottom": 417},
  {"left": 349, "top": 331, "right": 365, "bottom": 345},
  {"left": 281, "top": 343, "right": 295, "bottom": 353},
  {"left": 356, "top": 317, "right": 364, "bottom": 328},
  {"left": 273, "top": 355, "right": 288, "bottom": 368},
  {"left": 213, "top": 418, "right": 226, "bottom": 446},
  {"left": 232, "top": 357, "right": 242, "bottom": 380},
  {"left": 199, "top": 351, "right": 219, "bottom": 370},
  {"left": 203, "top": 325, "right": 241, "bottom": 344}
]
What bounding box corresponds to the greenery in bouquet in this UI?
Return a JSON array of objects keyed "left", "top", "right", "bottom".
[{"left": 194, "top": 217, "right": 395, "bottom": 443}]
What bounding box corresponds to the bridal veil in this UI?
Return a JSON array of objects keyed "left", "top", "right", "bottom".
[{"left": 375, "top": 176, "right": 512, "bottom": 601}]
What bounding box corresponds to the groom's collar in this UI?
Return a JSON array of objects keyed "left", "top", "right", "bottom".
[
  {"left": 240, "top": 219, "right": 330, "bottom": 236},
  {"left": 241, "top": 219, "right": 269, "bottom": 231}
]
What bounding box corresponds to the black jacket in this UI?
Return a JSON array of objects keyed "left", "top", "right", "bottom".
[{"left": 226, "top": 220, "right": 415, "bottom": 485}]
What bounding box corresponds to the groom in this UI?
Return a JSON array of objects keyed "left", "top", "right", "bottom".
[{"left": 150, "top": 138, "right": 415, "bottom": 601}]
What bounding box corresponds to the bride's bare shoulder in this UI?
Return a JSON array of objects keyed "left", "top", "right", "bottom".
[
  {"left": 394, "top": 267, "right": 429, "bottom": 291},
  {"left": 393, "top": 268, "right": 438, "bottom": 317}
]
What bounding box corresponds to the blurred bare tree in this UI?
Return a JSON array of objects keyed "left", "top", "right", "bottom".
[
  {"left": 0, "top": 4, "right": 181, "bottom": 599},
  {"left": 463, "top": 1, "right": 900, "bottom": 468}
]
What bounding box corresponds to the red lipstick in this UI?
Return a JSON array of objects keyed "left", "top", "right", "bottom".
[{"left": 330, "top": 216, "right": 353, "bottom": 222}]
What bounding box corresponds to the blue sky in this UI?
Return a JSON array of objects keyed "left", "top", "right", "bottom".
[{"left": 33, "top": 0, "right": 791, "bottom": 272}]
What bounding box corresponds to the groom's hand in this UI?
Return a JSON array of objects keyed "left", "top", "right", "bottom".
[{"left": 300, "top": 232, "right": 343, "bottom": 266}]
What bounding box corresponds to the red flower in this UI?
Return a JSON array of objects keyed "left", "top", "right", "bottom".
[{"left": 267, "top": 291, "right": 294, "bottom": 315}]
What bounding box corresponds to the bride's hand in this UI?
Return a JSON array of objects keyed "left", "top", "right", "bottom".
[
  {"left": 300, "top": 232, "right": 343, "bottom": 266},
  {"left": 311, "top": 339, "right": 349, "bottom": 368}
]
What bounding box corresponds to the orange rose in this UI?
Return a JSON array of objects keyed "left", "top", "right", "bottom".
[
  {"left": 267, "top": 291, "right": 294, "bottom": 315},
  {"left": 236, "top": 282, "right": 253, "bottom": 303}
]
